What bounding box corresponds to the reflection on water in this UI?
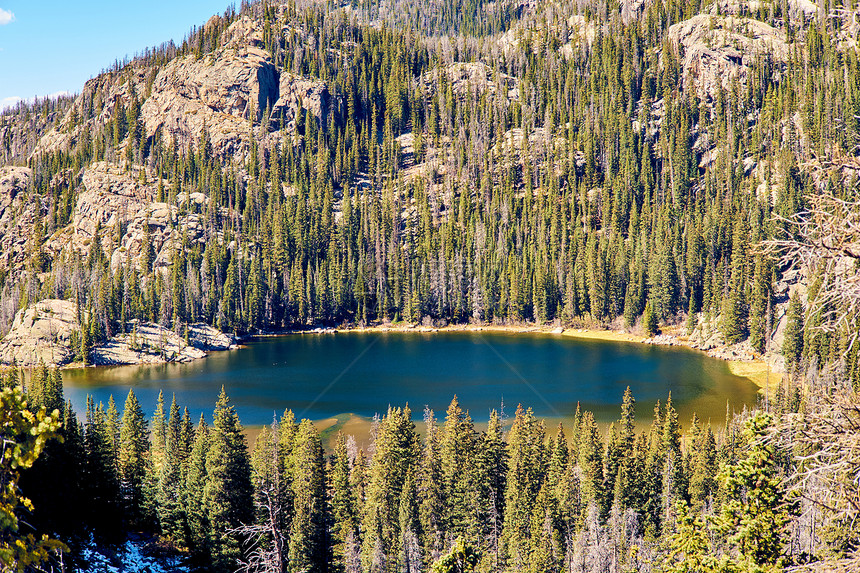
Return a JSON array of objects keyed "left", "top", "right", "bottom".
[{"left": 62, "top": 331, "right": 759, "bottom": 427}]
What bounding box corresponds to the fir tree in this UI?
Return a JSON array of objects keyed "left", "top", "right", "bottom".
[
  {"left": 782, "top": 292, "right": 804, "bottom": 368},
  {"left": 119, "top": 389, "right": 149, "bottom": 525},
  {"left": 204, "top": 388, "right": 254, "bottom": 572}
]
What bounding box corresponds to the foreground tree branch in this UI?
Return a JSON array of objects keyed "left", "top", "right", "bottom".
[{"left": 765, "top": 191, "right": 860, "bottom": 347}]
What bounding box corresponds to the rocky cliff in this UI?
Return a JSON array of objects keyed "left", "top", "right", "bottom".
[
  {"left": 43, "top": 161, "right": 211, "bottom": 273},
  {"left": 667, "top": 13, "right": 791, "bottom": 101},
  {"left": 29, "top": 17, "right": 339, "bottom": 163}
]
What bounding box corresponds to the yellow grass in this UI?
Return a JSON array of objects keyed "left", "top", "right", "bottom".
[
  {"left": 727, "top": 359, "right": 782, "bottom": 392},
  {"left": 245, "top": 323, "right": 780, "bottom": 448}
]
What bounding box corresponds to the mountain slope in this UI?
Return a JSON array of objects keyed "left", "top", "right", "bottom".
[{"left": 0, "top": 0, "right": 856, "bottom": 377}]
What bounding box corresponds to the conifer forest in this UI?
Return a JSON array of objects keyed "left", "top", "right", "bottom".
[{"left": 0, "top": 0, "right": 859, "bottom": 570}]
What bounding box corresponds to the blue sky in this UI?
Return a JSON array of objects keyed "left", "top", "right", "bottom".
[{"left": 0, "top": 0, "right": 233, "bottom": 110}]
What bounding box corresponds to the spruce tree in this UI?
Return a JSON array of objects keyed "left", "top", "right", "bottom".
[
  {"left": 782, "top": 292, "right": 804, "bottom": 368},
  {"left": 501, "top": 405, "right": 546, "bottom": 570},
  {"left": 158, "top": 395, "right": 186, "bottom": 542},
  {"left": 204, "top": 388, "right": 254, "bottom": 572},
  {"left": 287, "top": 419, "right": 326, "bottom": 572},
  {"left": 119, "top": 389, "right": 149, "bottom": 525},
  {"left": 643, "top": 299, "right": 658, "bottom": 336},
  {"left": 721, "top": 216, "right": 749, "bottom": 344},
  {"left": 330, "top": 432, "right": 358, "bottom": 573},
  {"left": 441, "top": 396, "right": 476, "bottom": 539},
  {"left": 185, "top": 414, "right": 211, "bottom": 564},
  {"left": 714, "top": 412, "right": 793, "bottom": 572}
]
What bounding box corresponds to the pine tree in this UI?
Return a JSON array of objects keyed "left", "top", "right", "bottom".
[
  {"left": 158, "top": 395, "right": 186, "bottom": 542},
  {"left": 287, "top": 419, "right": 326, "bottom": 571},
  {"left": 330, "top": 432, "right": 358, "bottom": 573},
  {"left": 361, "top": 406, "right": 420, "bottom": 571},
  {"left": 419, "top": 407, "right": 445, "bottom": 563},
  {"left": 204, "top": 388, "right": 254, "bottom": 572},
  {"left": 687, "top": 415, "right": 717, "bottom": 511},
  {"left": 782, "top": 292, "right": 804, "bottom": 368},
  {"left": 578, "top": 411, "right": 605, "bottom": 517},
  {"left": 713, "top": 412, "right": 793, "bottom": 572},
  {"left": 643, "top": 299, "right": 658, "bottom": 336},
  {"left": 502, "top": 405, "right": 546, "bottom": 570},
  {"left": 119, "top": 389, "right": 149, "bottom": 525},
  {"left": 185, "top": 414, "right": 211, "bottom": 564},
  {"left": 441, "top": 396, "right": 475, "bottom": 538},
  {"left": 472, "top": 409, "right": 507, "bottom": 569},
  {"left": 721, "top": 215, "right": 749, "bottom": 344},
  {"left": 665, "top": 500, "right": 718, "bottom": 573},
  {"left": 748, "top": 255, "right": 771, "bottom": 353},
  {"left": 0, "top": 386, "right": 64, "bottom": 572},
  {"left": 83, "top": 397, "right": 122, "bottom": 541}
]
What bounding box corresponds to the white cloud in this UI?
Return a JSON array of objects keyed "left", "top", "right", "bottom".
[
  {"left": 0, "top": 91, "right": 73, "bottom": 112},
  {"left": 0, "top": 8, "right": 15, "bottom": 26},
  {"left": 0, "top": 96, "right": 22, "bottom": 111}
]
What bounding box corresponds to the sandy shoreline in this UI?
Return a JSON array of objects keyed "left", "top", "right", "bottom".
[
  {"left": 241, "top": 322, "right": 781, "bottom": 448},
  {"left": 279, "top": 321, "right": 781, "bottom": 392}
]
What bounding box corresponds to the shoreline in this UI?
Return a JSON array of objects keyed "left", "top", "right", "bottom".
[
  {"left": 271, "top": 321, "right": 781, "bottom": 393},
  {"left": 41, "top": 317, "right": 781, "bottom": 395}
]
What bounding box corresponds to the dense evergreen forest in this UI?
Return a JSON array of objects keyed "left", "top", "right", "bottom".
[
  {"left": 3, "top": 365, "right": 841, "bottom": 572},
  {"left": 0, "top": 0, "right": 856, "bottom": 379},
  {"left": 1, "top": 0, "right": 859, "bottom": 569}
]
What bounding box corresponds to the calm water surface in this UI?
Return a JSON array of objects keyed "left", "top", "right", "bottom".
[{"left": 62, "top": 332, "right": 759, "bottom": 426}]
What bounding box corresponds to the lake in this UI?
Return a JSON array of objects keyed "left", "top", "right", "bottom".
[{"left": 62, "top": 331, "right": 760, "bottom": 428}]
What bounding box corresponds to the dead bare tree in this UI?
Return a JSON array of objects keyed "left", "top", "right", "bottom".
[
  {"left": 765, "top": 190, "right": 860, "bottom": 349},
  {"left": 764, "top": 184, "right": 860, "bottom": 570},
  {"left": 773, "top": 375, "right": 860, "bottom": 573},
  {"left": 231, "top": 421, "right": 287, "bottom": 573}
]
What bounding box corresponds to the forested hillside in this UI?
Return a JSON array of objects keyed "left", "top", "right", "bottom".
[
  {"left": 0, "top": 0, "right": 857, "bottom": 375},
  {"left": 1, "top": 0, "right": 859, "bottom": 569}
]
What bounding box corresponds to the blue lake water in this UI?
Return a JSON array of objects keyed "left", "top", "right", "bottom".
[{"left": 62, "top": 331, "right": 759, "bottom": 426}]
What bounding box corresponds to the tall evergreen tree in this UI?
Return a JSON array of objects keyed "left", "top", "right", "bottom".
[
  {"left": 119, "top": 389, "right": 149, "bottom": 525},
  {"left": 204, "top": 388, "right": 254, "bottom": 572}
]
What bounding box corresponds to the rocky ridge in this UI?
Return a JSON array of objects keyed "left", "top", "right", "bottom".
[
  {"left": 667, "top": 13, "right": 792, "bottom": 101},
  {"left": 0, "top": 166, "right": 43, "bottom": 272},
  {"left": 419, "top": 62, "right": 520, "bottom": 103},
  {"left": 30, "top": 17, "right": 338, "bottom": 163}
]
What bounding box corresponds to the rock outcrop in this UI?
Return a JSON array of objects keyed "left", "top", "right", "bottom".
[
  {"left": 44, "top": 162, "right": 211, "bottom": 272},
  {"left": 271, "top": 73, "right": 334, "bottom": 132},
  {"left": 30, "top": 17, "right": 337, "bottom": 162},
  {"left": 30, "top": 66, "right": 153, "bottom": 159},
  {"left": 0, "top": 166, "right": 45, "bottom": 271},
  {"left": 420, "top": 62, "right": 519, "bottom": 102},
  {"left": 668, "top": 14, "right": 791, "bottom": 101},
  {"left": 90, "top": 321, "right": 236, "bottom": 366},
  {"left": 0, "top": 300, "right": 81, "bottom": 366},
  {"left": 140, "top": 19, "right": 279, "bottom": 159},
  {"left": 0, "top": 299, "right": 237, "bottom": 367}
]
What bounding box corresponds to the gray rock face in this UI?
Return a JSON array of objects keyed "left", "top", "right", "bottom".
[
  {"left": 668, "top": 14, "right": 790, "bottom": 101},
  {"left": 420, "top": 62, "right": 519, "bottom": 102},
  {"left": 271, "top": 73, "right": 333, "bottom": 132},
  {"left": 140, "top": 19, "right": 279, "bottom": 159},
  {"left": 0, "top": 299, "right": 237, "bottom": 367},
  {"left": 30, "top": 66, "right": 152, "bottom": 159},
  {"left": 45, "top": 161, "right": 211, "bottom": 273},
  {"left": 0, "top": 166, "right": 43, "bottom": 272},
  {"left": 29, "top": 16, "right": 337, "bottom": 163},
  {"left": 0, "top": 300, "right": 80, "bottom": 366},
  {"left": 90, "top": 321, "right": 237, "bottom": 366}
]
